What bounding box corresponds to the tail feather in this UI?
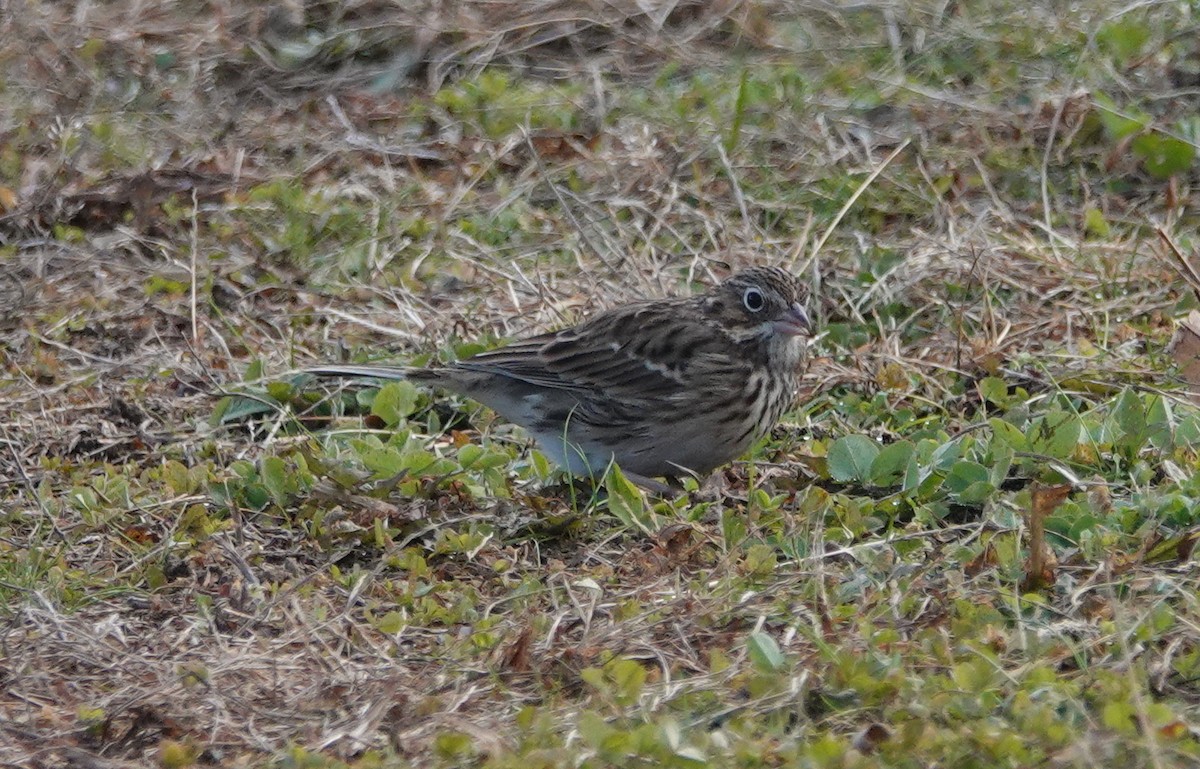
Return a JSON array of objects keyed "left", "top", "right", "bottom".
[{"left": 307, "top": 364, "right": 413, "bottom": 381}]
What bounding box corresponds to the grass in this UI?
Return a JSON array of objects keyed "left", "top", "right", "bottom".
[{"left": 2, "top": 0, "right": 1200, "bottom": 766}]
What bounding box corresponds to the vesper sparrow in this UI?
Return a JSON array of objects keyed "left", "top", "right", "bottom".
[{"left": 309, "top": 266, "right": 812, "bottom": 485}]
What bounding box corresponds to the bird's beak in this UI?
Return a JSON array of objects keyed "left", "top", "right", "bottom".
[{"left": 773, "top": 302, "right": 812, "bottom": 336}]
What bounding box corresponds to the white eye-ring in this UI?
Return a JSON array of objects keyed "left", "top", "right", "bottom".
[{"left": 743, "top": 287, "right": 766, "bottom": 312}]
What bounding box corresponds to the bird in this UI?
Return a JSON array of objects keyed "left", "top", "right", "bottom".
[{"left": 308, "top": 266, "right": 812, "bottom": 487}]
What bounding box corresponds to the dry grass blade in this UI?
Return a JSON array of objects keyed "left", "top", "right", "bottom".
[{"left": 2, "top": 0, "right": 1200, "bottom": 766}]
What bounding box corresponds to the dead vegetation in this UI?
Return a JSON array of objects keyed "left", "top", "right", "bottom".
[{"left": 2, "top": 0, "right": 1200, "bottom": 767}]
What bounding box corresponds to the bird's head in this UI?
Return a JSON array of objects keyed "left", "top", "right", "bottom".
[{"left": 703, "top": 266, "right": 812, "bottom": 343}]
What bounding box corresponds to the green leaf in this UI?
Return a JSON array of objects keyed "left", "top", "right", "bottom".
[
  {"left": 1144, "top": 395, "right": 1174, "bottom": 451},
  {"left": 1111, "top": 388, "right": 1146, "bottom": 437},
  {"left": 1132, "top": 133, "right": 1195, "bottom": 179},
  {"left": 260, "top": 456, "right": 290, "bottom": 503},
  {"left": 580, "top": 668, "right": 608, "bottom": 698},
  {"left": 374, "top": 610, "right": 405, "bottom": 634},
  {"left": 902, "top": 447, "right": 946, "bottom": 499},
  {"left": 1028, "top": 411, "right": 1080, "bottom": 459},
  {"left": 901, "top": 453, "right": 924, "bottom": 493},
  {"left": 944, "top": 460, "right": 995, "bottom": 504},
  {"left": 1102, "top": 700, "right": 1139, "bottom": 735},
  {"left": 1113, "top": 391, "right": 1174, "bottom": 456},
  {"left": 161, "top": 460, "right": 196, "bottom": 496},
  {"left": 371, "top": 381, "right": 419, "bottom": 427},
  {"left": 869, "top": 440, "right": 915, "bottom": 487},
  {"left": 977, "top": 377, "right": 1009, "bottom": 407},
  {"left": 211, "top": 394, "right": 278, "bottom": 425},
  {"left": 244, "top": 358, "right": 265, "bottom": 382},
  {"left": 433, "top": 731, "right": 475, "bottom": 759},
  {"left": 354, "top": 444, "right": 407, "bottom": 477},
  {"left": 747, "top": 631, "right": 785, "bottom": 673},
  {"left": 989, "top": 417, "right": 1027, "bottom": 451},
  {"left": 989, "top": 442, "right": 1014, "bottom": 488},
  {"left": 945, "top": 460, "right": 989, "bottom": 490},
  {"left": 929, "top": 437, "right": 963, "bottom": 470},
  {"left": 720, "top": 508, "right": 747, "bottom": 548},
  {"left": 241, "top": 483, "right": 271, "bottom": 510},
  {"left": 457, "top": 444, "right": 483, "bottom": 468},
  {"left": 608, "top": 658, "right": 647, "bottom": 703},
  {"left": 1083, "top": 206, "right": 1110, "bottom": 238},
  {"left": 742, "top": 543, "right": 778, "bottom": 578},
  {"left": 529, "top": 449, "right": 553, "bottom": 478},
  {"left": 951, "top": 658, "right": 996, "bottom": 692},
  {"left": 1094, "top": 93, "right": 1148, "bottom": 140},
  {"left": 828, "top": 435, "right": 880, "bottom": 483},
  {"left": 265, "top": 380, "right": 294, "bottom": 403},
  {"left": 458, "top": 444, "right": 510, "bottom": 470},
  {"left": 605, "top": 466, "right": 653, "bottom": 533},
  {"left": 1176, "top": 414, "right": 1200, "bottom": 451},
  {"left": 576, "top": 709, "right": 614, "bottom": 747},
  {"left": 410, "top": 455, "right": 457, "bottom": 478},
  {"left": 1097, "top": 18, "right": 1150, "bottom": 63},
  {"left": 725, "top": 68, "right": 749, "bottom": 153}
]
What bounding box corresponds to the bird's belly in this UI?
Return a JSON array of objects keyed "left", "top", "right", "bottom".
[
  {"left": 561, "top": 418, "right": 758, "bottom": 479},
  {"left": 526, "top": 426, "right": 618, "bottom": 477},
  {"left": 483, "top": 378, "right": 792, "bottom": 480},
  {"left": 503, "top": 392, "right": 623, "bottom": 477}
]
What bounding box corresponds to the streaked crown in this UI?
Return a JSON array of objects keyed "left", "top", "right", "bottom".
[{"left": 701, "top": 266, "right": 808, "bottom": 335}]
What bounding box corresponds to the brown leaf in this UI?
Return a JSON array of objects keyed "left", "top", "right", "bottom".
[
  {"left": 1129, "top": 527, "right": 1200, "bottom": 566},
  {"left": 1079, "top": 593, "right": 1114, "bottom": 621},
  {"left": 526, "top": 131, "right": 600, "bottom": 161},
  {"left": 965, "top": 540, "right": 999, "bottom": 577},
  {"left": 850, "top": 723, "right": 891, "bottom": 754},
  {"left": 499, "top": 625, "right": 534, "bottom": 673},
  {"left": 982, "top": 623, "right": 1008, "bottom": 652},
  {"left": 1168, "top": 310, "right": 1200, "bottom": 405},
  {"left": 49, "top": 167, "right": 247, "bottom": 233},
  {"left": 1087, "top": 477, "right": 1113, "bottom": 514},
  {"left": 874, "top": 362, "right": 907, "bottom": 391},
  {"left": 1157, "top": 227, "right": 1200, "bottom": 296},
  {"left": 1176, "top": 531, "right": 1199, "bottom": 561},
  {"left": 1021, "top": 483, "right": 1069, "bottom": 593},
  {"left": 1159, "top": 720, "right": 1188, "bottom": 740},
  {"left": 652, "top": 523, "right": 698, "bottom": 565},
  {"left": 1031, "top": 482, "right": 1071, "bottom": 516}
]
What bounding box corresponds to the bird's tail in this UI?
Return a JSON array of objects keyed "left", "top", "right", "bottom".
[{"left": 306, "top": 364, "right": 415, "bottom": 381}]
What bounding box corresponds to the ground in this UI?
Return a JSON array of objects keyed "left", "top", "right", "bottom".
[{"left": 2, "top": 1, "right": 1200, "bottom": 767}]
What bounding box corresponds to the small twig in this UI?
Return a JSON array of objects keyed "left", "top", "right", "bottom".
[
  {"left": 0, "top": 423, "right": 35, "bottom": 497},
  {"left": 316, "top": 306, "right": 424, "bottom": 342},
  {"left": 798, "top": 138, "right": 910, "bottom": 272},
  {"left": 713, "top": 136, "right": 751, "bottom": 242},
  {"left": 1155, "top": 226, "right": 1200, "bottom": 297},
  {"left": 1039, "top": 91, "right": 1072, "bottom": 262},
  {"left": 26, "top": 333, "right": 117, "bottom": 365},
  {"left": 954, "top": 247, "right": 985, "bottom": 372},
  {"left": 189, "top": 188, "right": 200, "bottom": 347}
]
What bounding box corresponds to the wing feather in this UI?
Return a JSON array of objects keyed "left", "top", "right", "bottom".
[{"left": 447, "top": 300, "right": 723, "bottom": 421}]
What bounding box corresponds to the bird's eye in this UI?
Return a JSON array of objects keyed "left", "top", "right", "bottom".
[{"left": 743, "top": 287, "right": 766, "bottom": 312}]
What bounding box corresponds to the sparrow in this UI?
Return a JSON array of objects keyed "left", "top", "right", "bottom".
[{"left": 309, "top": 266, "right": 812, "bottom": 486}]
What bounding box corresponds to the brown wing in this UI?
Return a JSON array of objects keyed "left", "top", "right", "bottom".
[{"left": 450, "top": 299, "right": 724, "bottom": 414}]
